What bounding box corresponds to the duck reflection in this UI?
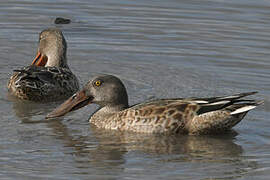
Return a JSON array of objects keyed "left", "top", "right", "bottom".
[
  {"left": 9, "top": 94, "right": 61, "bottom": 122},
  {"left": 45, "top": 120, "right": 243, "bottom": 172},
  {"left": 45, "top": 120, "right": 126, "bottom": 174},
  {"left": 90, "top": 127, "right": 242, "bottom": 158},
  {"left": 47, "top": 120, "right": 243, "bottom": 162}
]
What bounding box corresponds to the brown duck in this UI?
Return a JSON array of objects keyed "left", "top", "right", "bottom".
[
  {"left": 8, "top": 28, "right": 79, "bottom": 101},
  {"left": 47, "top": 74, "right": 262, "bottom": 135}
]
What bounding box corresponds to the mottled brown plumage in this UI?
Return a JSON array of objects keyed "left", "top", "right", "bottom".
[
  {"left": 47, "top": 75, "right": 262, "bottom": 135},
  {"left": 8, "top": 28, "right": 79, "bottom": 101}
]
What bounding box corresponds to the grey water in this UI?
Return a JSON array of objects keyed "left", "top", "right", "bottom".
[{"left": 0, "top": 0, "right": 270, "bottom": 179}]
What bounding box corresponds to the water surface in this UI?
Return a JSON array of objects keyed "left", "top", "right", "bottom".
[{"left": 0, "top": 0, "right": 270, "bottom": 179}]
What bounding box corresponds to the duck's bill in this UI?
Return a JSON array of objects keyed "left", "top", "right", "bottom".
[
  {"left": 31, "top": 51, "right": 48, "bottom": 66},
  {"left": 46, "top": 90, "right": 93, "bottom": 119}
]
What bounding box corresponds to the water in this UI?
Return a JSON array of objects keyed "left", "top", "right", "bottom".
[{"left": 0, "top": 0, "right": 270, "bottom": 179}]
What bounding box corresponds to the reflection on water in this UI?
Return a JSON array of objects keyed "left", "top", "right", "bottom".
[
  {"left": 9, "top": 94, "right": 61, "bottom": 123},
  {"left": 90, "top": 128, "right": 242, "bottom": 157},
  {"left": 46, "top": 120, "right": 248, "bottom": 178}
]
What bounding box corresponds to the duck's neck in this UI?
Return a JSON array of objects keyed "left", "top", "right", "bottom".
[
  {"left": 89, "top": 104, "right": 128, "bottom": 125},
  {"left": 103, "top": 104, "right": 128, "bottom": 112},
  {"left": 46, "top": 55, "right": 69, "bottom": 69},
  {"left": 96, "top": 104, "right": 128, "bottom": 116},
  {"left": 45, "top": 44, "right": 69, "bottom": 69}
]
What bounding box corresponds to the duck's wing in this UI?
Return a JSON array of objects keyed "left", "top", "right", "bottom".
[
  {"left": 127, "top": 92, "right": 262, "bottom": 134},
  {"left": 183, "top": 91, "right": 259, "bottom": 114},
  {"left": 180, "top": 92, "right": 262, "bottom": 134},
  {"left": 8, "top": 65, "right": 79, "bottom": 101}
]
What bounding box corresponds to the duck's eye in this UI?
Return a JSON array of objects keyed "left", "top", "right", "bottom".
[{"left": 95, "top": 80, "right": 102, "bottom": 87}]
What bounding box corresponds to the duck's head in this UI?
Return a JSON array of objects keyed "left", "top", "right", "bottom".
[
  {"left": 31, "top": 28, "right": 68, "bottom": 68},
  {"left": 46, "top": 75, "right": 129, "bottom": 118}
]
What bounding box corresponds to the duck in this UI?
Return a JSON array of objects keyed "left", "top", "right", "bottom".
[
  {"left": 46, "top": 74, "right": 262, "bottom": 135},
  {"left": 7, "top": 28, "right": 79, "bottom": 101}
]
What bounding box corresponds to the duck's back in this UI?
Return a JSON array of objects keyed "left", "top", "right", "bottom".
[
  {"left": 8, "top": 65, "right": 79, "bottom": 101},
  {"left": 123, "top": 100, "right": 198, "bottom": 134},
  {"left": 91, "top": 99, "right": 198, "bottom": 134}
]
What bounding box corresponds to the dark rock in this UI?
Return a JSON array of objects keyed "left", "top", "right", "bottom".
[{"left": 54, "top": 17, "right": 71, "bottom": 24}]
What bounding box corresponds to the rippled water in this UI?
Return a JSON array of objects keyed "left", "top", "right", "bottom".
[{"left": 1, "top": 0, "right": 270, "bottom": 179}]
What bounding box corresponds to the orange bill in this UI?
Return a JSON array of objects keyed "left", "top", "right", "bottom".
[{"left": 31, "top": 52, "right": 48, "bottom": 66}]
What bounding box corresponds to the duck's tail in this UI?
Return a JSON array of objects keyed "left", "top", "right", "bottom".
[{"left": 186, "top": 92, "right": 263, "bottom": 135}]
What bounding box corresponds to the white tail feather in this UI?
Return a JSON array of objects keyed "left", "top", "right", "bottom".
[
  {"left": 217, "top": 95, "right": 239, "bottom": 100},
  {"left": 208, "top": 100, "right": 230, "bottom": 106},
  {"left": 192, "top": 100, "right": 208, "bottom": 104},
  {"left": 230, "top": 106, "right": 257, "bottom": 115}
]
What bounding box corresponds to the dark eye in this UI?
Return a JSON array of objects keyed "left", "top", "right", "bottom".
[{"left": 95, "top": 80, "right": 102, "bottom": 87}]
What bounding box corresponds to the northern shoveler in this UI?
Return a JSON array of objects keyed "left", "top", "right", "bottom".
[
  {"left": 46, "top": 75, "right": 262, "bottom": 135},
  {"left": 8, "top": 28, "right": 79, "bottom": 101}
]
